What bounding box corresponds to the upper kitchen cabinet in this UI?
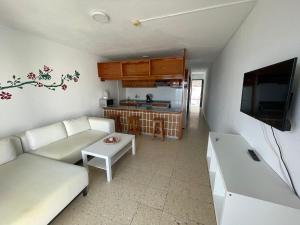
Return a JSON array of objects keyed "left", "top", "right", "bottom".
[
  {"left": 98, "top": 62, "right": 121, "bottom": 80},
  {"left": 98, "top": 55, "right": 185, "bottom": 81},
  {"left": 122, "top": 80, "right": 156, "bottom": 88},
  {"left": 150, "top": 57, "right": 184, "bottom": 79},
  {"left": 122, "top": 60, "right": 150, "bottom": 78}
]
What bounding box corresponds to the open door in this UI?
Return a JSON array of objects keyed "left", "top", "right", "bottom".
[{"left": 190, "top": 79, "right": 204, "bottom": 113}]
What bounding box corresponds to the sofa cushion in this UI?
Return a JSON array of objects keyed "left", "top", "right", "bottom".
[
  {"left": 31, "top": 130, "right": 108, "bottom": 163},
  {"left": 0, "top": 153, "right": 88, "bottom": 225},
  {"left": 25, "top": 122, "right": 67, "bottom": 150},
  {"left": 63, "top": 116, "right": 91, "bottom": 136},
  {"left": 0, "top": 138, "right": 17, "bottom": 166}
]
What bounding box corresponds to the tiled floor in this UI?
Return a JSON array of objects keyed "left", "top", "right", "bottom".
[{"left": 51, "top": 111, "right": 216, "bottom": 225}]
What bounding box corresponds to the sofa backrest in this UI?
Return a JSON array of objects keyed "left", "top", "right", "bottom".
[
  {"left": 0, "top": 136, "right": 23, "bottom": 166},
  {"left": 15, "top": 116, "right": 112, "bottom": 152},
  {"left": 63, "top": 116, "right": 91, "bottom": 136},
  {"left": 88, "top": 117, "right": 115, "bottom": 133},
  {"left": 17, "top": 132, "right": 32, "bottom": 152},
  {"left": 25, "top": 122, "right": 67, "bottom": 151}
]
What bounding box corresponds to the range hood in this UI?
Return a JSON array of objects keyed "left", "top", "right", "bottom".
[{"left": 155, "top": 80, "right": 183, "bottom": 88}]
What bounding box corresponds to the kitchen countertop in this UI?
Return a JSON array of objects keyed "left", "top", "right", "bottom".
[
  {"left": 103, "top": 105, "right": 182, "bottom": 113},
  {"left": 120, "top": 100, "right": 171, "bottom": 104}
]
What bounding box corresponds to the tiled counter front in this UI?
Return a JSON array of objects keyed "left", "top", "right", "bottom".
[{"left": 104, "top": 108, "right": 183, "bottom": 139}]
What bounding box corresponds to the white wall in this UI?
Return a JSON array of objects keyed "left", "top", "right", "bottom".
[
  {"left": 125, "top": 87, "right": 183, "bottom": 107},
  {"left": 116, "top": 81, "right": 126, "bottom": 104},
  {"left": 0, "top": 25, "right": 118, "bottom": 138},
  {"left": 206, "top": 0, "right": 300, "bottom": 191},
  {"left": 187, "top": 60, "right": 211, "bottom": 74}
]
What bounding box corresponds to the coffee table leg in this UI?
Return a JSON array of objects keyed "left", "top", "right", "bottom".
[
  {"left": 106, "top": 157, "right": 112, "bottom": 182},
  {"left": 132, "top": 137, "right": 136, "bottom": 155},
  {"left": 82, "top": 152, "right": 88, "bottom": 169}
]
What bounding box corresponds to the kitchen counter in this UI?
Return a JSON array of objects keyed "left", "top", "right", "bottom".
[
  {"left": 119, "top": 100, "right": 171, "bottom": 108},
  {"left": 103, "top": 105, "right": 182, "bottom": 113},
  {"left": 104, "top": 106, "right": 183, "bottom": 139},
  {"left": 120, "top": 100, "right": 171, "bottom": 104}
]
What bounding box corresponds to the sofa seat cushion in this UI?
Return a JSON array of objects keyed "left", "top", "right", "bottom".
[
  {"left": 31, "top": 130, "right": 108, "bottom": 163},
  {"left": 0, "top": 153, "right": 88, "bottom": 225}
]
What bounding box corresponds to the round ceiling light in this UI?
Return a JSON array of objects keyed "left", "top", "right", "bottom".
[{"left": 90, "top": 10, "right": 110, "bottom": 23}]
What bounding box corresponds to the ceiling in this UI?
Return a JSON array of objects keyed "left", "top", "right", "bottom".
[{"left": 0, "top": 0, "right": 256, "bottom": 62}]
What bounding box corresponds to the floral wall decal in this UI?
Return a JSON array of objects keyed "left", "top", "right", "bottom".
[{"left": 0, "top": 66, "right": 80, "bottom": 100}]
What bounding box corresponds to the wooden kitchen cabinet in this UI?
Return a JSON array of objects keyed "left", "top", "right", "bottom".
[
  {"left": 98, "top": 55, "right": 185, "bottom": 81},
  {"left": 122, "top": 80, "right": 156, "bottom": 88},
  {"left": 122, "top": 60, "right": 150, "bottom": 78},
  {"left": 98, "top": 62, "right": 121, "bottom": 80},
  {"left": 150, "top": 58, "right": 184, "bottom": 77}
]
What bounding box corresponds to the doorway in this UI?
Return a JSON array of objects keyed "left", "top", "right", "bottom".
[{"left": 190, "top": 79, "right": 204, "bottom": 113}]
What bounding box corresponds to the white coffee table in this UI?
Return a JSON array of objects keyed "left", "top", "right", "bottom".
[{"left": 81, "top": 132, "right": 135, "bottom": 182}]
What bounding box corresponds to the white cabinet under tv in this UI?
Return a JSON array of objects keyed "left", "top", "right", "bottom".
[{"left": 207, "top": 132, "right": 300, "bottom": 225}]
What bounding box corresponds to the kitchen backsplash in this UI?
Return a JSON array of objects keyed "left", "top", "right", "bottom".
[{"left": 125, "top": 87, "right": 183, "bottom": 108}]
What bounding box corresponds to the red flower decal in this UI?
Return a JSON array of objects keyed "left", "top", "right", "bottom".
[
  {"left": 62, "top": 84, "right": 67, "bottom": 90},
  {"left": 0, "top": 91, "right": 12, "bottom": 100},
  {"left": 43, "top": 65, "right": 51, "bottom": 72},
  {"left": 27, "top": 72, "right": 36, "bottom": 80}
]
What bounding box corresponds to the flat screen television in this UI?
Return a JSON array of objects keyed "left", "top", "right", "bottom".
[{"left": 240, "top": 58, "right": 297, "bottom": 131}]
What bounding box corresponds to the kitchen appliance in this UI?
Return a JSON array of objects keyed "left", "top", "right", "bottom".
[
  {"left": 103, "top": 90, "right": 109, "bottom": 99},
  {"left": 146, "top": 94, "right": 153, "bottom": 103},
  {"left": 100, "top": 98, "right": 114, "bottom": 107}
]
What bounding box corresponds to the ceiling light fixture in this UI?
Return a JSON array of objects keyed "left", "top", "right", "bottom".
[
  {"left": 90, "top": 10, "right": 110, "bottom": 23},
  {"left": 132, "top": 0, "right": 256, "bottom": 26}
]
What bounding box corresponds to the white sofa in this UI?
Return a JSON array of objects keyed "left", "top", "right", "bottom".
[
  {"left": 0, "top": 136, "right": 88, "bottom": 225},
  {"left": 18, "top": 116, "right": 115, "bottom": 163},
  {"left": 0, "top": 116, "right": 115, "bottom": 225}
]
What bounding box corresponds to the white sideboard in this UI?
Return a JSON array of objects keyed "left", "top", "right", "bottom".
[{"left": 207, "top": 132, "right": 300, "bottom": 225}]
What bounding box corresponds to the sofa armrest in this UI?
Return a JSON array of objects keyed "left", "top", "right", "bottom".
[{"left": 88, "top": 117, "right": 115, "bottom": 133}]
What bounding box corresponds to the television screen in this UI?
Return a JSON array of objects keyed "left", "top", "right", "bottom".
[{"left": 240, "top": 58, "right": 297, "bottom": 131}]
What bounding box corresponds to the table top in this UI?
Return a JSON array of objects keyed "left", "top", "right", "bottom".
[{"left": 81, "top": 132, "right": 135, "bottom": 158}]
